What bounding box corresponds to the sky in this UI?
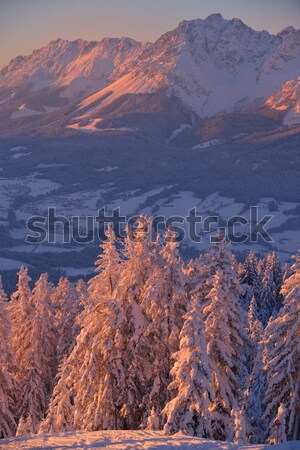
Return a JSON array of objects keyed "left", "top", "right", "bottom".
[{"left": 0, "top": 0, "right": 299, "bottom": 68}]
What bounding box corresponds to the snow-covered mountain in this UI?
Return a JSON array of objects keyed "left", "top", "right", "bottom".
[
  {"left": 0, "top": 14, "right": 299, "bottom": 136},
  {"left": 265, "top": 77, "right": 300, "bottom": 126},
  {"left": 0, "top": 37, "right": 149, "bottom": 121},
  {"left": 74, "top": 15, "right": 300, "bottom": 117}
]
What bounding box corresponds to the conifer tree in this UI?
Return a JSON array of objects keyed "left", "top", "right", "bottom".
[
  {"left": 43, "top": 225, "right": 123, "bottom": 432},
  {"left": 239, "top": 251, "right": 259, "bottom": 311},
  {"left": 163, "top": 298, "right": 215, "bottom": 437},
  {"left": 39, "top": 359, "right": 74, "bottom": 434},
  {"left": 203, "top": 240, "right": 247, "bottom": 440},
  {"left": 229, "top": 407, "right": 248, "bottom": 444},
  {"left": 11, "top": 273, "right": 57, "bottom": 433},
  {"left": 51, "top": 277, "right": 82, "bottom": 360},
  {"left": 247, "top": 296, "right": 263, "bottom": 345},
  {"left": 140, "top": 228, "right": 188, "bottom": 427},
  {"left": 263, "top": 254, "right": 300, "bottom": 440},
  {"left": 0, "top": 277, "right": 16, "bottom": 438},
  {"left": 258, "top": 263, "right": 278, "bottom": 326},
  {"left": 267, "top": 403, "right": 287, "bottom": 444}
]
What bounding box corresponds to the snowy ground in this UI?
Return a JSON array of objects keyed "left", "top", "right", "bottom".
[{"left": 1, "top": 431, "right": 299, "bottom": 450}]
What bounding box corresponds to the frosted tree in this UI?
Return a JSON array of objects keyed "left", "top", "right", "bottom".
[
  {"left": 239, "top": 251, "right": 259, "bottom": 286},
  {"left": 0, "top": 277, "right": 16, "bottom": 438},
  {"left": 163, "top": 298, "right": 215, "bottom": 437},
  {"left": 140, "top": 228, "right": 188, "bottom": 428},
  {"left": 229, "top": 407, "right": 248, "bottom": 444},
  {"left": 51, "top": 276, "right": 82, "bottom": 360},
  {"left": 88, "top": 223, "right": 121, "bottom": 301},
  {"left": 16, "top": 415, "right": 34, "bottom": 437},
  {"left": 267, "top": 403, "right": 287, "bottom": 444},
  {"left": 244, "top": 339, "right": 267, "bottom": 443},
  {"left": 17, "top": 368, "right": 48, "bottom": 434},
  {"left": 263, "top": 254, "right": 300, "bottom": 441},
  {"left": 258, "top": 264, "right": 277, "bottom": 326},
  {"left": 256, "top": 252, "right": 283, "bottom": 326},
  {"left": 42, "top": 225, "right": 124, "bottom": 432},
  {"left": 12, "top": 273, "right": 57, "bottom": 433},
  {"left": 247, "top": 296, "right": 263, "bottom": 345},
  {"left": 39, "top": 359, "right": 74, "bottom": 434},
  {"left": 146, "top": 408, "right": 160, "bottom": 430},
  {"left": 76, "top": 278, "right": 88, "bottom": 312},
  {"left": 9, "top": 266, "right": 32, "bottom": 344},
  {"left": 185, "top": 253, "right": 212, "bottom": 312},
  {"left": 98, "top": 218, "right": 155, "bottom": 430},
  {"left": 160, "top": 226, "right": 188, "bottom": 354},
  {"left": 8, "top": 266, "right": 33, "bottom": 422},
  {"left": 266, "top": 251, "right": 283, "bottom": 304},
  {"left": 239, "top": 251, "right": 259, "bottom": 311},
  {"left": 140, "top": 239, "right": 172, "bottom": 429},
  {"left": 203, "top": 242, "right": 247, "bottom": 440}
]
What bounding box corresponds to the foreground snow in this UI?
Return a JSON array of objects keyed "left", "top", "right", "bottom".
[{"left": 1, "top": 431, "right": 299, "bottom": 450}]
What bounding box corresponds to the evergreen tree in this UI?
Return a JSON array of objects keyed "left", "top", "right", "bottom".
[
  {"left": 163, "top": 298, "right": 215, "bottom": 437},
  {"left": 267, "top": 403, "right": 287, "bottom": 444},
  {"left": 239, "top": 251, "right": 259, "bottom": 311},
  {"left": 16, "top": 415, "right": 34, "bottom": 437},
  {"left": 0, "top": 277, "right": 16, "bottom": 438},
  {"left": 247, "top": 296, "right": 263, "bottom": 345},
  {"left": 99, "top": 218, "right": 155, "bottom": 429},
  {"left": 203, "top": 240, "right": 247, "bottom": 440},
  {"left": 229, "top": 407, "right": 248, "bottom": 444},
  {"left": 266, "top": 251, "right": 283, "bottom": 304},
  {"left": 43, "top": 225, "right": 123, "bottom": 432},
  {"left": 263, "top": 254, "right": 300, "bottom": 441},
  {"left": 51, "top": 277, "right": 82, "bottom": 361},
  {"left": 140, "top": 228, "right": 188, "bottom": 427},
  {"left": 258, "top": 264, "right": 277, "bottom": 326},
  {"left": 11, "top": 273, "right": 57, "bottom": 433},
  {"left": 244, "top": 339, "right": 266, "bottom": 443},
  {"left": 39, "top": 359, "right": 74, "bottom": 434}
]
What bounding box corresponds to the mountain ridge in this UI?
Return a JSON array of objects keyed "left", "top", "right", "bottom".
[{"left": 0, "top": 14, "right": 299, "bottom": 137}]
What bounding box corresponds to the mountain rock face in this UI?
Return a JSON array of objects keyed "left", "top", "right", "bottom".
[
  {"left": 0, "top": 14, "right": 299, "bottom": 136},
  {"left": 265, "top": 77, "right": 300, "bottom": 126}
]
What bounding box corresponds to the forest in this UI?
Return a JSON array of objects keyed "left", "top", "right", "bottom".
[{"left": 0, "top": 219, "right": 299, "bottom": 444}]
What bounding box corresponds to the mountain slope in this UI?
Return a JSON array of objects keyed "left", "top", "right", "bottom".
[
  {"left": 64, "top": 15, "right": 300, "bottom": 121},
  {"left": 0, "top": 37, "right": 149, "bottom": 116},
  {"left": 265, "top": 77, "right": 300, "bottom": 126},
  {"left": 0, "top": 14, "right": 299, "bottom": 137}
]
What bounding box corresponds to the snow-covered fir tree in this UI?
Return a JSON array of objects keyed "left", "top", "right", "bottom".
[
  {"left": 0, "top": 277, "right": 16, "bottom": 438},
  {"left": 51, "top": 276, "right": 82, "bottom": 361},
  {"left": 239, "top": 251, "right": 259, "bottom": 311},
  {"left": 140, "top": 227, "right": 189, "bottom": 428},
  {"left": 247, "top": 296, "right": 263, "bottom": 345},
  {"left": 11, "top": 273, "right": 57, "bottom": 433},
  {"left": 267, "top": 403, "right": 287, "bottom": 444},
  {"left": 244, "top": 338, "right": 267, "bottom": 443},
  {"left": 263, "top": 253, "right": 300, "bottom": 441},
  {"left": 258, "top": 258, "right": 280, "bottom": 326},
  {"left": 163, "top": 297, "right": 215, "bottom": 438},
  {"left": 39, "top": 359, "right": 74, "bottom": 434},
  {"left": 228, "top": 407, "right": 248, "bottom": 444},
  {"left": 266, "top": 251, "right": 283, "bottom": 304},
  {"left": 42, "top": 225, "right": 124, "bottom": 432},
  {"left": 98, "top": 218, "right": 157, "bottom": 430},
  {"left": 203, "top": 240, "right": 247, "bottom": 440}
]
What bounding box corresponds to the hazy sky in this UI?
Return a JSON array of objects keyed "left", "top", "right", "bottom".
[{"left": 1, "top": 0, "right": 299, "bottom": 68}]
